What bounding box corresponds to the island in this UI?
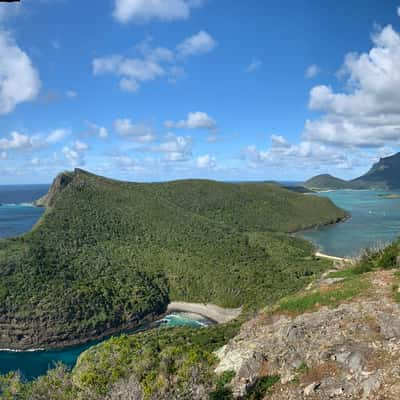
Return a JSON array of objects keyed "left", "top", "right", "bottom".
[{"left": 1, "top": 169, "right": 400, "bottom": 399}]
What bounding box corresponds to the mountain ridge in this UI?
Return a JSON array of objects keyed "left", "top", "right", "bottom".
[{"left": 304, "top": 152, "right": 400, "bottom": 190}]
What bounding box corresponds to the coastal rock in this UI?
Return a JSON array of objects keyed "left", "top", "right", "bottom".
[
  {"left": 34, "top": 169, "right": 77, "bottom": 207},
  {"left": 215, "top": 270, "right": 400, "bottom": 399}
]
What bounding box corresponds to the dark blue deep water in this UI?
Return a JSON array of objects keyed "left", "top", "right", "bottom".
[
  {"left": 0, "top": 185, "right": 49, "bottom": 239},
  {"left": 299, "top": 190, "right": 400, "bottom": 257}
]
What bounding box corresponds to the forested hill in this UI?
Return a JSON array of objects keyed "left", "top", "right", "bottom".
[{"left": 0, "top": 169, "right": 347, "bottom": 350}]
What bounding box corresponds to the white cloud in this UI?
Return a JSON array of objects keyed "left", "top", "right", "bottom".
[
  {"left": 0, "top": 151, "right": 7, "bottom": 160},
  {"left": 65, "top": 90, "right": 77, "bottom": 99},
  {"left": 113, "top": 0, "right": 204, "bottom": 24},
  {"left": 119, "top": 77, "right": 140, "bottom": 93},
  {"left": 62, "top": 141, "right": 89, "bottom": 167},
  {"left": 74, "top": 140, "right": 89, "bottom": 152},
  {"left": 165, "top": 111, "right": 217, "bottom": 131},
  {"left": 149, "top": 133, "right": 192, "bottom": 161},
  {"left": 0, "top": 131, "right": 39, "bottom": 151},
  {"left": 245, "top": 59, "right": 262, "bottom": 73},
  {"left": 304, "top": 24, "right": 400, "bottom": 148},
  {"left": 93, "top": 55, "right": 165, "bottom": 93},
  {"left": 0, "top": 31, "right": 41, "bottom": 114},
  {"left": 46, "top": 129, "right": 69, "bottom": 144},
  {"left": 305, "top": 64, "right": 321, "bottom": 79},
  {"left": 177, "top": 31, "right": 216, "bottom": 57},
  {"left": 86, "top": 122, "right": 109, "bottom": 139},
  {"left": 196, "top": 154, "right": 216, "bottom": 169},
  {"left": 114, "top": 118, "right": 155, "bottom": 142},
  {"left": 243, "top": 135, "right": 364, "bottom": 171},
  {"left": 93, "top": 32, "right": 215, "bottom": 92}
]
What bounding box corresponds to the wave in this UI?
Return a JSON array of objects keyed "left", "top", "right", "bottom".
[
  {"left": 0, "top": 202, "right": 35, "bottom": 208},
  {"left": 0, "top": 347, "right": 45, "bottom": 353}
]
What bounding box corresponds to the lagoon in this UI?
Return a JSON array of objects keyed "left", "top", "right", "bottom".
[{"left": 298, "top": 190, "right": 400, "bottom": 257}]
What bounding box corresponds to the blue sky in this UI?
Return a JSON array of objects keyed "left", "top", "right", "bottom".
[{"left": 1, "top": 0, "right": 400, "bottom": 184}]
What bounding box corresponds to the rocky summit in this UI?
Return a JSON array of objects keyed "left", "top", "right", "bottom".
[{"left": 215, "top": 265, "right": 400, "bottom": 399}]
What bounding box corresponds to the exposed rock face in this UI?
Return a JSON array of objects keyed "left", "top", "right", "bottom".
[
  {"left": 304, "top": 152, "right": 400, "bottom": 190},
  {"left": 34, "top": 170, "right": 75, "bottom": 207},
  {"left": 215, "top": 270, "right": 400, "bottom": 399},
  {"left": 0, "top": 309, "right": 165, "bottom": 351}
]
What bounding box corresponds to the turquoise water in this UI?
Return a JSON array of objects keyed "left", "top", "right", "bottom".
[
  {"left": 0, "top": 313, "right": 208, "bottom": 380},
  {"left": 299, "top": 190, "right": 400, "bottom": 257}
]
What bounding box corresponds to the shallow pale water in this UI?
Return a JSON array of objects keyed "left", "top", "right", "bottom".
[{"left": 298, "top": 190, "right": 400, "bottom": 257}]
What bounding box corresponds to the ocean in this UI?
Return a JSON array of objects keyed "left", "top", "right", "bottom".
[{"left": 0, "top": 185, "right": 49, "bottom": 239}]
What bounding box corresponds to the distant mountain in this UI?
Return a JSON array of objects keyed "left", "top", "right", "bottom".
[
  {"left": 303, "top": 174, "right": 350, "bottom": 190},
  {"left": 351, "top": 152, "right": 400, "bottom": 189},
  {"left": 304, "top": 152, "right": 400, "bottom": 190}
]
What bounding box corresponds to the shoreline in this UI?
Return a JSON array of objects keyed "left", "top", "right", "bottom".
[{"left": 0, "top": 303, "right": 241, "bottom": 353}]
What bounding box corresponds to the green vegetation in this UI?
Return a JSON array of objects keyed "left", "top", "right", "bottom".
[
  {"left": 0, "top": 323, "right": 240, "bottom": 400},
  {"left": 303, "top": 174, "right": 351, "bottom": 190},
  {"left": 0, "top": 169, "right": 345, "bottom": 349},
  {"left": 0, "top": 168, "right": 351, "bottom": 398},
  {"left": 244, "top": 376, "right": 280, "bottom": 400},
  {"left": 304, "top": 152, "right": 400, "bottom": 190},
  {"left": 275, "top": 275, "right": 370, "bottom": 315}
]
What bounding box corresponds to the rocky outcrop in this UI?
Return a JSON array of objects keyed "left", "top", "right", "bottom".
[
  {"left": 34, "top": 170, "right": 75, "bottom": 207},
  {"left": 215, "top": 270, "right": 400, "bottom": 399},
  {"left": 0, "top": 308, "right": 166, "bottom": 351}
]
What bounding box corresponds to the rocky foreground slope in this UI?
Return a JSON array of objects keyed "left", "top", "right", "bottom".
[{"left": 216, "top": 262, "right": 400, "bottom": 399}]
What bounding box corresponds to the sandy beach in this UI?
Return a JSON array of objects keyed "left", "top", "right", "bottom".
[
  {"left": 167, "top": 302, "right": 242, "bottom": 324},
  {"left": 315, "top": 251, "right": 352, "bottom": 263}
]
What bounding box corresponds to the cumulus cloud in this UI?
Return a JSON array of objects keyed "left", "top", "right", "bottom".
[
  {"left": 62, "top": 141, "right": 89, "bottom": 167},
  {"left": 304, "top": 24, "right": 400, "bottom": 148},
  {"left": 242, "top": 134, "right": 365, "bottom": 171},
  {"left": 46, "top": 129, "right": 70, "bottom": 144},
  {"left": 149, "top": 133, "right": 192, "bottom": 161},
  {"left": 177, "top": 31, "right": 216, "bottom": 57},
  {"left": 165, "top": 111, "right": 217, "bottom": 131},
  {"left": 85, "top": 122, "right": 109, "bottom": 139},
  {"left": 196, "top": 154, "right": 216, "bottom": 169},
  {"left": 245, "top": 59, "right": 262, "bottom": 73},
  {"left": 113, "top": 0, "right": 204, "bottom": 24},
  {"left": 93, "top": 32, "right": 215, "bottom": 92},
  {"left": 0, "top": 131, "right": 39, "bottom": 151},
  {"left": 0, "top": 31, "right": 41, "bottom": 114},
  {"left": 114, "top": 118, "right": 155, "bottom": 142},
  {"left": 305, "top": 64, "right": 321, "bottom": 79},
  {"left": 93, "top": 55, "right": 165, "bottom": 93}
]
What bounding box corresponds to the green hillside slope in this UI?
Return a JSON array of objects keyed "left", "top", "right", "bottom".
[
  {"left": 0, "top": 169, "right": 346, "bottom": 349},
  {"left": 303, "top": 174, "right": 350, "bottom": 190}
]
